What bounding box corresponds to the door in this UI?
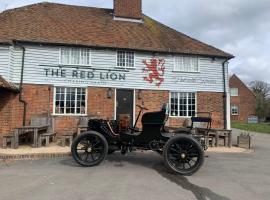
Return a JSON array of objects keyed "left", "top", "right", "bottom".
[{"left": 116, "top": 89, "right": 134, "bottom": 126}]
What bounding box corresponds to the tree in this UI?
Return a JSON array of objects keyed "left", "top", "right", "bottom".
[
  {"left": 250, "top": 80, "right": 270, "bottom": 98},
  {"left": 250, "top": 80, "right": 270, "bottom": 120}
]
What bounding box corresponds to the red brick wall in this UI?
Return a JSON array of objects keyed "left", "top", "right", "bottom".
[
  {"left": 0, "top": 90, "right": 19, "bottom": 134},
  {"left": 135, "top": 89, "right": 169, "bottom": 127},
  {"left": 0, "top": 85, "right": 115, "bottom": 138},
  {"left": 135, "top": 90, "right": 225, "bottom": 129},
  {"left": 114, "top": 0, "right": 142, "bottom": 19},
  {"left": 229, "top": 75, "right": 256, "bottom": 122},
  {"left": 88, "top": 87, "right": 115, "bottom": 120},
  {"left": 0, "top": 84, "right": 226, "bottom": 145},
  {"left": 197, "top": 92, "right": 225, "bottom": 128},
  {"left": 42, "top": 86, "right": 115, "bottom": 135},
  {"left": 0, "top": 89, "right": 22, "bottom": 145}
]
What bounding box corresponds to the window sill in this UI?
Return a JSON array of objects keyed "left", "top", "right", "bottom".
[
  {"left": 52, "top": 114, "right": 87, "bottom": 117},
  {"left": 115, "top": 67, "right": 135, "bottom": 71},
  {"left": 58, "top": 64, "right": 92, "bottom": 67},
  {"left": 169, "top": 116, "right": 192, "bottom": 119},
  {"left": 172, "top": 70, "right": 200, "bottom": 74}
]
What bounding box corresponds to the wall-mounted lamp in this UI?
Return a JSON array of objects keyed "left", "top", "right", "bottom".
[
  {"left": 138, "top": 89, "right": 143, "bottom": 100},
  {"left": 107, "top": 88, "right": 113, "bottom": 99}
]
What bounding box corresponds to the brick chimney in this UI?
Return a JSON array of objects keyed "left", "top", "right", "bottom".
[{"left": 114, "top": 0, "right": 142, "bottom": 20}]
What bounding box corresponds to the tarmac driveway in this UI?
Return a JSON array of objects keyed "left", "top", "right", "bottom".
[{"left": 0, "top": 129, "right": 270, "bottom": 200}]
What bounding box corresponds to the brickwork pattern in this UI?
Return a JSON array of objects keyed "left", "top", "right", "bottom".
[
  {"left": 1, "top": 84, "right": 226, "bottom": 146},
  {"left": 114, "top": 0, "right": 142, "bottom": 19},
  {"left": 229, "top": 75, "right": 256, "bottom": 122},
  {"left": 197, "top": 92, "right": 225, "bottom": 128}
]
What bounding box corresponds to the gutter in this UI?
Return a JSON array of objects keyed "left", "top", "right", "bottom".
[
  {"left": 222, "top": 59, "right": 229, "bottom": 129},
  {"left": 12, "top": 41, "right": 27, "bottom": 126}
]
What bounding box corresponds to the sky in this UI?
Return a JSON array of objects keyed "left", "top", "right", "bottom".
[{"left": 0, "top": 0, "right": 269, "bottom": 84}]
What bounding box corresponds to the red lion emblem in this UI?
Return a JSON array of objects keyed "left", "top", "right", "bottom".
[{"left": 142, "top": 58, "right": 165, "bottom": 87}]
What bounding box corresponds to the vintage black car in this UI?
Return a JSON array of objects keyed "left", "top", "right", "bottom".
[{"left": 71, "top": 104, "right": 205, "bottom": 176}]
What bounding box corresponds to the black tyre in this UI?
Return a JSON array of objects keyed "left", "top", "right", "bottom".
[
  {"left": 71, "top": 131, "right": 108, "bottom": 167},
  {"left": 163, "top": 134, "right": 204, "bottom": 176}
]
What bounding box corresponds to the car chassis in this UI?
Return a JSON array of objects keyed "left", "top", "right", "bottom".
[{"left": 71, "top": 104, "right": 205, "bottom": 175}]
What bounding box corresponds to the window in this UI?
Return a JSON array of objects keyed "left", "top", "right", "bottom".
[
  {"left": 60, "top": 48, "right": 91, "bottom": 65},
  {"left": 54, "top": 87, "right": 86, "bottom": 115},
  {"left": 170, "top": 92, "right": 196, "bottom": 117},
  {"left": 231, "top": 105, "right": 239, "bottom": 115},
  {"left": 174, "top": 56, "right": 199, "bottom": 72},
  {"left": 117, "top": 51, "right": 134, "bottom": 68},
  {"left": 230, "top": 88, "right": 239, "bottom": 96}
]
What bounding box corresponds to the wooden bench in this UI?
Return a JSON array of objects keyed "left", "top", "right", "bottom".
[
  {"left": 59, "top": 134, "right": 74, "bottom": 147},
  {"left": 2, "top": 135, "right": 15, "bottom": 149},
  {"left": 38, "top": 133, "right": 55, "bottom": 147},
  {"left": 30, "top": 117, "right": 55, "bottom": 148}
]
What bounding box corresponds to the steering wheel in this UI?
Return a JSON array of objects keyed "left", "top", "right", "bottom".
[{"left": 136, "top": 104, "right": 149, "bottom": 111}]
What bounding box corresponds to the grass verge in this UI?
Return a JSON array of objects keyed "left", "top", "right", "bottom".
[{"left": 232, "top": 122, "right": 270, "bottom": 133}]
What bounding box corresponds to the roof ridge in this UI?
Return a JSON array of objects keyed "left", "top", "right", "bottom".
[
  {"left": 1, "top": 2, "right": 112, "bottom": 15},
  {"left": 144, "top": 15, "right": 233, "bottom": 58}
]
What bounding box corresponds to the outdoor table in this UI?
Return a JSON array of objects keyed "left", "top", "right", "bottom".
[
  {"left": 195, "top": 128, "right": 232, "bottom": 148},
  {"left": 13, "top": 126, "right": 48, "bottom": 149}
]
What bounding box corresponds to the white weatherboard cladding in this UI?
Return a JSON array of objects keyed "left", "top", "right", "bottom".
[
  {"left": 8, "top": 45, "right": 228, "bottom": 92},
  {"left": 0, "top": 46, "right": 10, "bottom": 79}
]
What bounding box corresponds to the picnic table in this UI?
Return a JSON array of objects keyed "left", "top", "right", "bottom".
[
  {"left": 14, "top": 125, "right": 48, "bottom": 149},
  {"left": 195, "top": 127, "right": 232, "bottom": 148}
]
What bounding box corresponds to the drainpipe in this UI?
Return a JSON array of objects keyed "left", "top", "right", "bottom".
[
  {"left": 222, "top": 59, "right": 229, "bottom": 129},
  {"left": 13, "top": 41, "right": 27, "bottom": 126}
]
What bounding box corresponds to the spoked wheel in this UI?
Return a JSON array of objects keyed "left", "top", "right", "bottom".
[
  {"left": 71, "top": 131, "right": 108, "bottom": 167},
  {"left": 163, "top": 135, "right": 204, "bottom": 176}
]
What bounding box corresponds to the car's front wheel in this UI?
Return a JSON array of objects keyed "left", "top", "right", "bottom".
[{"left": 71, "top": 131, "right": 108, "bottom": 167}]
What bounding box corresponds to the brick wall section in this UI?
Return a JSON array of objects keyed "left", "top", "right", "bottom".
[
  {"left": 229, "top": 75, "right": 256, "bottom": 122},
  {"left": 197, "top": 92, "right": 225, "bottom": 128},
  {"left": 0, "top": 90, "right": 22, "bottom": 145},
  {"left": 1, "top": 84, "right": 226, "bottom": 145},
  {"left": 135, "top": 89, "right": 169, "bottom": 127},
  {"left": 135, "top": 90, "right": 224, "bottom": 129},
  {"left": 88, "top": 87, "right": 115, "bottom": 120},
  {"left": 22, "top": 84, "right": 52, "bottom": 123},
  {"left": 114, "top": 0, "right": 142, "bottom": 19},
  {"left": 51, "top": 87, "right": 115, "bottom": 135},
  {"left": 0, "top": 90, "right": 17, "bottom": 134}
]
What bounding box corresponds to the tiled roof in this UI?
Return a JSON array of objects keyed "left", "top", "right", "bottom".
[
  {"left": 0, "top": 75, "right": 19, "bottom": 92},
  {"left": 0, "top": 2, "right": 233, "bottom": 58}
]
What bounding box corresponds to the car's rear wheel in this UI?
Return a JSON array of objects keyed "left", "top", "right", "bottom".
[
  {"left": 163, "top": 134, "right": 204, "bottom": 176},
  {"left": 71, "top": 131, "right": 108, "bottom": 167}
]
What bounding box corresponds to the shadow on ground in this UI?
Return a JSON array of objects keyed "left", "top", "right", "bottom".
[{"left": 60, "top": 152, "right": 230, "bottom": 200}]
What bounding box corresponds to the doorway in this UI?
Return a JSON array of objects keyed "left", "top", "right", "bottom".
[{"left": 116, "top": 89, "right": 134, "bottom": 126}]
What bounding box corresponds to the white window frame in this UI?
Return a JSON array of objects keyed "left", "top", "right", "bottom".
[
  {"left": 231, "top": 105, "right": 239, "bottom": 116},
  {"left": 230, "top": 88, "right": 239, "bottom": 97},
  {"left": 173, "top": 56, "right": 200, "bottom": 73},
  {"left": 59, "top": 48, "right": 92, "bottom": 66},
  {"left": 116, "top": 50, "right": 135, "bottom": 69},
  {"left": 53, "top": 86, "right": 88, "bottom": 116},
  {"left": 169, "top": 92, "right": 197, "bottom": 118}
]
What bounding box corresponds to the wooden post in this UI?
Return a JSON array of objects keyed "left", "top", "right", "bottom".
[
  {"left": 14, "top": 129, "right": 19, "bottom": 149},
  {"left": 33, "top": 128, "right": 38, "bottom": 148}
]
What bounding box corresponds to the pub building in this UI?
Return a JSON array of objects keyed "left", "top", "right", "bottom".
[{"left": 0, "top": 0, "right": 234, "bottom": 146}]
